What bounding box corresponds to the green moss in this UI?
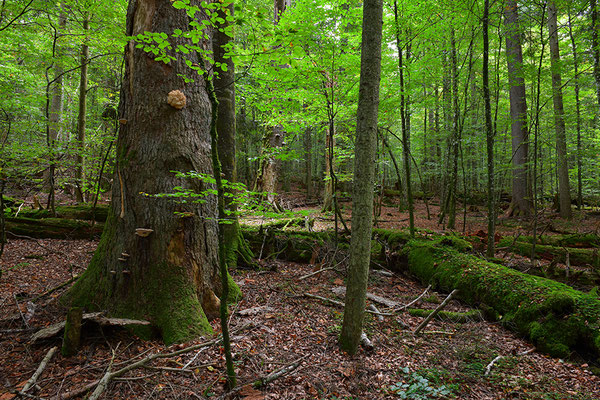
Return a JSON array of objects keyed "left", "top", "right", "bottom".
[
  {"left": 407, "top": 308, "right": 482, "bottom": 323},
  {"left": 226, "top": 272, "right": 242, "bottom": 304},
  {"left": 5, "top": 217, "right": 104, "bottom": 239},
  {"left": 498, "top": 238, "right": 599, "bottom": 269},
  {"left": 436, "top": 235, "right": 473, "bottom": 252},
  {"left": 401, "top": 239, "right": 600, "bottom": 363}
]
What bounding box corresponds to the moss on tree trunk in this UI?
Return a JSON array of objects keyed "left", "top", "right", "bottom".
[
  {"left": 62, "top": 0, "right": 240, "bottom": 345},
  {"left": 5, "top": 217, "right": 103, "bottom": 239},
  {"left": 499, "top": 237, "right": 600, "bottom": 269}
]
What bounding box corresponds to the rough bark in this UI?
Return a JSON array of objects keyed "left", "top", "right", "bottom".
[
  {"left": 74, "top": 12, "right": 89, "bottom": 203},
  {"left": 567, "top": 12, "right": 583, "bottom": 210},
  {"left": 339, "top": 0, "right": 383, "bottom": 355},
  {"left": 483, "top": 0, "right": 495, "bottom": 257},
  {"left": 64, "top": 0, "right": 227, "bottom": 344},
  {"left": 504, "top": 0, "right": 532, "bottom": 216},
  {"left": 213, "top": 0, "right": 253, "bottom": 269},
  {"left": 592, "top": 0, "right": 600, "bottom": 111},
  {"left": 547, "top": 1, "right": 572, "bottom": 219}
]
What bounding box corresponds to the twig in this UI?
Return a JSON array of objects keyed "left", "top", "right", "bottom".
[
  {"left": 397, "top": 285, "right": 431, "bottom": 311},
  {"left": 14, "top": 293, "right": 29, "bottom": 328},
  {"left": 20, "top": 346, "right": 57, "bottom": 393},
  {"left": 32, "top": 275, "right": 79, "bottom": 303},
  {"left": 216, "top": 355, "right": 308, "bottom": 400},
  {"left": 368, "top": 304, "right": 384, "bottom": 322},
  {"left": 64, "top": 325, "right": 252, "bottom": 399},
  {"left": 5, "top": 232, "right": 67, "bottom": 256},
  {"left": 414, "top": 289, "right": 458, "bottom": 335},
  {"left": 303, "top": 293, "right": 393, "bottom": 316},
  {"left": 484, "top": 348, "right": 534, "bottom": 376},
  {"left": 299, "top": 266, "right": 335, "bottom": 280}
]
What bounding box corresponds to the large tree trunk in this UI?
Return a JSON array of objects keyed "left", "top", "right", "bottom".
[
  {"left": 75, "top": 12, "right": 89, "bottom": 203},
  {"left": 592, "top": 0, "right": 600, "bottom": 112},
  {"left": 65, "top": 0, "right": 226, "bottom": 344},
  {"left": 504, "top": 0, "right": 532, "bottom": 216},
  {"left": 339, "top": 0, "right": 383, "bottom": 355},
  {"left": 567, "top": 11, "right": 583, "bottom": 210},
  {"left": 547, "top": 0, "right": 572, "bottom": 219}
]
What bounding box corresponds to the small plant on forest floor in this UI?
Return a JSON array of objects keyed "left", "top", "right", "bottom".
[{"left": 389, "top": 367, "right": 453, "bottom": 399}]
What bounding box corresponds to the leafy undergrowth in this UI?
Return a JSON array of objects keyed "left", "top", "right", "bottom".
[{"left": 1, "top": 238, "right": 600, "bottom": 399}]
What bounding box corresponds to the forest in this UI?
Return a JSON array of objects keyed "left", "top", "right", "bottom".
[{"left": 1, "top": 0, "right": 600, "bottom": 398}]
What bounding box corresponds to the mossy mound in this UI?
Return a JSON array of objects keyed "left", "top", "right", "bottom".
[
  {"left": 498, "top": 238, "right": 600, "bottom": 269},
  {"left": 402, "top": 239, "right": 600, "bottom": 360},
  {"left": 407, "top": 308, "right": 483, "bottom": 323},
  {"left": 515, "top": 234, "right": 600, "bottom": 248},
  {"left": 5, "top": 217, "right": 104, "bottom": 239},
  {"left": 10, "top": 204, "right": 109, "bottom": 222}
]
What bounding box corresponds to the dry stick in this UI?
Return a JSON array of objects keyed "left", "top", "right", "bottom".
[
  {"left": 299, "top": 266, "right": 335, "bottom": 281},
  {"left": 484, "top": 348, "right": 534, "bottom": 376},
  {"left": 32, "top": 275, "right": 79, "bottom": 303},
  {"left": 303, "top": 293, "right": 393, "bottom": 316},
  {"left": 21, "top": 346, "right": 58, "bottom": 394},
  {"left": 63, "top": 327, "right": 251, "bottom": 400},
  {"left": 216, "top": 355, "right": 308, "bottom": 400},
  {"left": 414, "top": 289, "right": 458, "bottom": 335},
  {"left": 368, "top": 304, "right": 384, "bottom": 322},
  {"left": 397, "top": 285, "right": 432, "bottom": 311}
]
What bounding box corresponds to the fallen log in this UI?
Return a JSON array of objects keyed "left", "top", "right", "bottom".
[
  {"left": 498, "top": 237, "right": 599, "bottom": 269},
  {"left": 401, "top": 239, "right": 600, "bottom": 360},
  {"left": 8, "top": 204, "right": 109, "bottom": 222},
  {"left": 514, "top": 233, "right": 600, "bottom": 248},
  {"left": 6, "top": 217, "right": 104, "bottom": 239}
]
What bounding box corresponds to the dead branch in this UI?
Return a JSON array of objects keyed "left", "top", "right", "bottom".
[
  {"left": 360, "top": 332, "right": 374, "bottom": 351},
  {"left": 414, "top": 289, "right": 458, "bottom": 335},
  {"left": 63, "top": 324, "right": 252, "bottom": 399},
  {"left": 304, "top": 293, "right": 393, "bottom": 316},
  {"left": 32, "top": 275, "right": 79, "bottom": 303},
  {"left": 484, "top": 348, "right": 534, "bottom": 376},
  {"left": 397, "top": 285, "right": 432, "bottom": 311},
  {"left": 368, "top": 304, "right": 384, "bottom": 322},
  {"left": 20, "top": 346, "right": 57, "bottom": 394},
  {"left": 299, "top": 266, "right": 335, "bottom": 280},
  {"left": 331, "top": 286, "right": 399, "bottom": 308}
]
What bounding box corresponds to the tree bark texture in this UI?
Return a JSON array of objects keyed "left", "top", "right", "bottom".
[
  {"left": 547, "top": 0, "right": 572, "bottom": 219},
  {"left": 483, "top": 0, "right": 495, "bottom": 257},
  {"left": 592, "top": 0, "right": 600, "bottom": 112},
  {"left": 65, "top": 0, "right": 223, "bottom": 344},
  {"left": 339, "top": 0, "right": 383, "bottom": 355},
  {"left": 504, "top": 0, "right": 532, "bottom": 216},
  {"left": 75, "top": 13, "right": 89, "bottom": 203}
]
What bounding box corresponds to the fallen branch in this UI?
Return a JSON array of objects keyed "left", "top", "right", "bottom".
[
  {"left": 299, "top": 266, "right": 335, "bottom": 281},
  {"left": 63, "top": 325, "right": 252, "bottom": 399},
  {"left": 20, "top": 346, "right": 57, "bottom": 394},
  {"left": 303, "top": 293, "right": 393, "bottom": 316},
  {"left": 331, "top": 286, "right": 399, "bottom": 309},
  {"left": 397, "top": 285, "right": 431, "bottom": 311},
  {"left": 368, "top": 304, "right": 384, "bottom": 322},
  {"left": 32, "top": 275, "right": 79, "bottom": 303},
  {"left": 484, "top": 348, "right": 534, "bottom": 376},
  {"left": 216, "top": 355, "right": 308, "bottom": 400},
  {"left": 360, "top": 332, "right": 374, "bottom": 350},
  {"left": 414, "top": 289, "right": 458, "bottom": 335}
]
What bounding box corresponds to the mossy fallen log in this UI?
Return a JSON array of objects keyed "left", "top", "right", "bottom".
[
  {"left": 499, "top": 237, "right": 600, "bottom": 269},
  {"left": 407, "top": 308, "right": 483, "bottom": 323},
  {"left": 10, "top": 204, "right": 109, "bottom": 222},
  {"left": 514, "top": 234, "right": 600, "bottom": 248},
  {"left": 5, "top": 217, "right": 104, "bottom": 239},
  {"left": 401, "top": 239, "right": 600, "bottom": 360}
]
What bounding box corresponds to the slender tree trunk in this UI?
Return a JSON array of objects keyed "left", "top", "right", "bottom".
[
  {"left": 547, "top": 0, "right": 572, "bottom": 219},
  {"left": 393, "top": 1, "right": 414, "bottom": 236},
  {"left": 504, "top": 0, "right": 532, "bottom": 216},
  {"left": 65, "top": 0, "right": 237, "bottom": 344},
  {"left": 75, "top": 12, "right": 90, "bottom": 203},
  {"left": 339, "top": 0, "right": 383, "bottom": 355},
  {"left": 592, "top": 0, "right": 600, "bottom": 112},
  {"left": 46, "top": 7, "right": 67, "bottom": 213},
  {"left": 567, "top": 12, "right": 583, "bottom": 210},
  {"left": 447, "top": 28, "right": 459, "bottom": 229},
  {"left": 483, "top": 0, "right": 495, "bottom": 257},
  {"left": 213, "top": 0, "right": 253, "bottom": 268},
  {"left": 304, "top": 126, "right": 312, "bottom": 199}
]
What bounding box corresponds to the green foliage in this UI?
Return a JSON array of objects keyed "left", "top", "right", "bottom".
[{"left": 389, "top": 367, "right": 452, "bottom": 399}]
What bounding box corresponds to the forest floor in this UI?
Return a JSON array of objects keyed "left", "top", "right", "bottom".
[{"left": 1, "top": 195, "right": 600, "bottom": 399}]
